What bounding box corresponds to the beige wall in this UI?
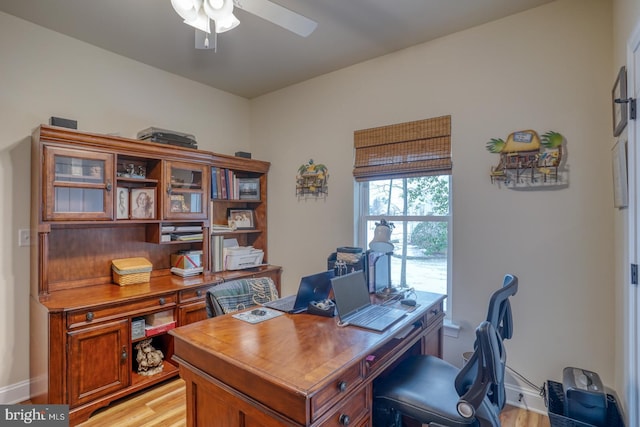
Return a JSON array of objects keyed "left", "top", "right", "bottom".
[
  {"left": 0, "top": 11, "right": 250, "bottom": 398},
  {"left": 0, "top": 0, "right": 634, "bottom": 416},
  {"left": 251, "top": 0, "right": 615, "bottom": 407}
]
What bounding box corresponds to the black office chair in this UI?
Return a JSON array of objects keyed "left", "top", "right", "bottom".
[
  {"left": 373, "top": 274, "right": 518, "bottom": 426},
  {"left": 374, "top": 321, "right": 506, "bottom": 427}
]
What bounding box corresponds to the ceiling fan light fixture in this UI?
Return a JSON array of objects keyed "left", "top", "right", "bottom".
[
  {"left": 183, "top": 11, "right": 211, "bottom": 33},
  {"left": 214, "top": 13, "right": 240, "bottom": 33},
  {"left": 203, "top": 0, "right": 234, "bottom": 21},
  {"left": 171, "top": 0, "right": 202, "bottom": 22}
]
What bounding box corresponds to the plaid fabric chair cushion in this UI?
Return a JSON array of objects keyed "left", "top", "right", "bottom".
[{"left": 206, "top": 277, "right": 279, "bottom": 316}]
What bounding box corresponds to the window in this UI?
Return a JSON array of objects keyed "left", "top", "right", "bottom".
[
  {"left": 357, "top": 176, "right": 450, "bottom": 296},
  {"left": 353, "top": 115, "right": 452, "bottom": 305}
]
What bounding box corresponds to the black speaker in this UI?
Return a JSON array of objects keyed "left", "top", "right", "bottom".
[{"left": 50, "top": 117, "right": 77, "bottom": 129}]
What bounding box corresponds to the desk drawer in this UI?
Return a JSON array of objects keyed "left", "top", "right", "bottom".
[
  {"left": 179, "top": 285, "right": 209, "bottom": 303},
  {"left": 318, "top": 387, "right": 369, "bottom": 427},
  {"left": 425, "top": 301, "right": 444, "bottom": 326},
  {"left": 311, "top": 363, "right": 364, "bottom": 422},
  {"left": 67, "top": 293, "right": 177, "bottom": 328}
]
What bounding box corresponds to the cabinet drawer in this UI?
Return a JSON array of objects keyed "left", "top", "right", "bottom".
[
  {"left": 318, "top": 387, "right": 369, "bottom": 427},
  {"left": 179, "top": 285, "right": 210, "bottom": 303},
  {"left": 67, "top": 294, "right": 177, "bottom": 328},
  {"left": 311, "top": 363, "right": 364, "bottom": 422}
]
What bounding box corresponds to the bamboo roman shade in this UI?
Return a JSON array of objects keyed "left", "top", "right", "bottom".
[{"left": 353, "top": 115, "right": 452, "bottom": 181}]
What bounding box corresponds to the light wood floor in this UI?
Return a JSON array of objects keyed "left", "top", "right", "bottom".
[{"left": 77, "top": 378, "right": 550, "bottom": 427}]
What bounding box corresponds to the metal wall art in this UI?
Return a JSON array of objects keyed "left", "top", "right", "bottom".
[
  {"left": 487, "top": 129, "right": 567, "bottom": 189},
  {"left": 296, "top": 159, "right": 329, "bottom": 199}
]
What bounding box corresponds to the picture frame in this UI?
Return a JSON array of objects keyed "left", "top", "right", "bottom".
[
  {"left": 612, "top": 140, "right": 628, "bottom": 209},
  {"left": 612, "top": 66, "right": 628, "bottom": 137},
  {"left": 116, "top": 187, "right": 130, "bottom": 219},
  {"left": 130, "top": 188, "right": 156, "bottom": 219},
  {"left": 170, "top": 194, "right": 188, "bottom": 213},
  {"left": 238, "top": 178, "right": 260, "bottom": 200},
  {"left": 228, "top": 209, "right": 254, "bottom": 229}
]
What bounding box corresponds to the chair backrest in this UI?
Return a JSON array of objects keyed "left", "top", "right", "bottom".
[
  {"left": 454, "top": 321, "right": 506, "bottom": 427},
  {"left": 486, "top": 274, "right": 518, "bottom": 340},
  {"left": 456, "top": 274, "right": 518, "bottom": 412},
  {"left": 205, "top": 277, "right": 279, "bottom": 317}
]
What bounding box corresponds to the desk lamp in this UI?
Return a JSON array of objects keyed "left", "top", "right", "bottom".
[{"left": 369, "top": 219, "right": 397, "bottom": 297}]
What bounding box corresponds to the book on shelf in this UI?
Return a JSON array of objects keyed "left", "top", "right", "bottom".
[
  {"left": 174, "top": 225, "right": 202, "bottom": 232},
  {"left": 170, "top": 266, "right": 203, "bottom": 277},
  {"left": 210, "top": 235, "right": 225, "bottom": 272},
  {"left": 172, "top": 233, "right": 203, "bottom": 241}
]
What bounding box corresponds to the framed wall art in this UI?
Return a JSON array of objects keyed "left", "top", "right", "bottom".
[
  {"left": 612, "top": 66, "right": 628, "bottom": 137},
  {"left": 612, "top": 139, "right": 628, "bottom": 208}
]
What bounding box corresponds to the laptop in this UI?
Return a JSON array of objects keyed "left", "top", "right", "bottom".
[
  {"left": 331, "top": 271, "right": 406, "bottom": 332},
  {"left": 263, "top": 270, "right": 335, "bottom": 313}
]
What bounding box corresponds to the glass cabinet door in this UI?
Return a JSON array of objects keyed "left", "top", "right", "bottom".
[
  {"left": 44, "top": 147, "right": 114, "bottom": 221},
  {"left": 164, "top": 161, "right": 208, "bottom": 220}
]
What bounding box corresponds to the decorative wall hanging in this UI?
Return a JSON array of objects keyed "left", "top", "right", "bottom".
[
  {"left": 612, "top": 139, "right": 628, "bottom": 208},
  {"left": 296, "top": 159, "right": 329, "bottom": 199},
  {"left": 612, "top": 66, "right": 628, "bottom": 137},
  {"left": 486, "top": 129, "right": 567, "bottom": 189}
]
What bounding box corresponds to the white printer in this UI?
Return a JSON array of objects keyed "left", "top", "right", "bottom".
[{"left": 224, "top": 246, "right": 264, "bottom": 270}]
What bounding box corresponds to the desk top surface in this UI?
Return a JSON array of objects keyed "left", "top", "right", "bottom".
[{"left": 170, "top": 291, "right": 445, "bottom": 394}]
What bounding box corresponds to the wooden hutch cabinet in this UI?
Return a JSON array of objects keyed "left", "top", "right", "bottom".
[{"left": 30, "top": 125, "right": 281, "bottom": 425}]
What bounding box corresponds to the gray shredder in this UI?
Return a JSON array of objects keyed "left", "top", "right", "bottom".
[{"left": 562, "top": 367, "right": 607, "bottom": 427}]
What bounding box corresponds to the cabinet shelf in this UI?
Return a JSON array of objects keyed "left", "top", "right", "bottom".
[{"left": 130, "top": 361, "right": 179, "bottom": 388}]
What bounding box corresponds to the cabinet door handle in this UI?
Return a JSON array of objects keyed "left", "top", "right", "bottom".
[
  {"left": 86, "top": 312, "right": 94, "bottom": 321},
  {"left": 121, "top": 346, "right": 127, "bottom": 362},
  {"left": 105, "top": 180, "right": 112, "bottom": 192},
  {"left": 166, "top": 184, "right": 173, "bottom": 195},
  {"left": 339, "top": 414, "right": 350, "bottom": 426},
  {"left": 196, "top": 290, "right": 202, "bottom": 297},
  {"left": 159, "top": 297, "right": 166, "bottom": 305}
]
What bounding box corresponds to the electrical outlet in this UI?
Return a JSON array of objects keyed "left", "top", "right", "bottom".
[{"left": 19, "top": 229, "right": 32, "bottom": 247}]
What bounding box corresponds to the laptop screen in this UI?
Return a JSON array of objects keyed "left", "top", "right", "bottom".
[
  {"left": 294, "top": 270, "right": 335, "bottom": 309},
  {"left": 331, "top": 271, "right": 371, "bottom": 318}
]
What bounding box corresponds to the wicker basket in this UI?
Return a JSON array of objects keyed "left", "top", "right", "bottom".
[{"left": 112, "top": 257, "right": 152, "bottom": 286}]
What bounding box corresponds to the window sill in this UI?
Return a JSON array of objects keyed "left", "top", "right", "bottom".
[{"left": 444, "top": 318, "right": 460, "bottom": 338}]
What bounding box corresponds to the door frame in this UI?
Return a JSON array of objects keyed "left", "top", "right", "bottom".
[{"left": 626, "top": 20, "right": 640, "bottom": 427}]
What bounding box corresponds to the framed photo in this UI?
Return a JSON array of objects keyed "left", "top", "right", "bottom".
[
  {"left": 116, "top": 187, "right": 129, "bottom": 219},
  {"left": 238, "top": 178, "right": 260, "bottom": 200},
  {"left": 228, "top": 209, "right": 254, "bottom": 229},
  {"left": 131, "top": 188, "right": 156, "bottom": 219},
  {"left": 612, "top": 140, "right": 628, "bottom": 209},
  {"left": 612, "top": 66, "right": 628, "bottom": 137},
  {"left": 170, "top": 194, "right": 188, "bottom": 213}
]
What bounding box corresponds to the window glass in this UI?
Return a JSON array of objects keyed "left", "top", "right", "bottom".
[{"left": 359, "top": 176, "right": 450, "bottom": 300}]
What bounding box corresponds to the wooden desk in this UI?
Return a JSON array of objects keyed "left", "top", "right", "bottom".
[{"left": 170, "top": 291, "right": 446, "bottom": 427}]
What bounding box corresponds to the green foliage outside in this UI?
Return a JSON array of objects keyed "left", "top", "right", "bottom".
[{"left": 407, "top": 176, "right": 449, "bottom": 256}]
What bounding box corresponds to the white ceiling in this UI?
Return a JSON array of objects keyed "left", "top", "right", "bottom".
[{"left": 0, "top": 0, "right": 554, "bottom": 99}]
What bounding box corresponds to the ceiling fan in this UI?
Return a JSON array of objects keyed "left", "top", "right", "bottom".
[{"left": 171, "top": 0, "right": 318, "bottom": 50}]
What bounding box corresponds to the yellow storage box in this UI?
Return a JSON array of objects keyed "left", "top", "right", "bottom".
[{"left": 112, "top": 257, "right": 152, "bottom": 286}]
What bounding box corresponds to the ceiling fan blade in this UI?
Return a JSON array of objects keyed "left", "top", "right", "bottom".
[{"left": 233, "top": 0, "right": 317, "bottom": 37}]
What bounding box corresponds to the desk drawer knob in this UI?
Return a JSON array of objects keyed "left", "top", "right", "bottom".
[
  {"left": 339, "top": 414, "right": 350, "bottom": 426},
  {"left": 159, "top": 297, "right": 166, "bottom": 305},
  {"left": 196, "top": 290, "right": 202, "bottom": 297},
  {"left": 86, "top": 312, "right": 94, "bottom": 321},
  {"left": 338, "top": 381, "right": 348, "bottom": 392}
]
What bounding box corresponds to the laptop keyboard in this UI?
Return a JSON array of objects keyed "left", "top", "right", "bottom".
[{"left": 349, "top": 305, "right": 391, "bottom": 325}]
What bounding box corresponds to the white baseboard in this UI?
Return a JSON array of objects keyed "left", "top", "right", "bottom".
[
  {"left": 0, "top": 380, "right": 30, "bottom": 404},
  {"left": 505, "top": 382, "right": 548, "bottom": 415}
]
